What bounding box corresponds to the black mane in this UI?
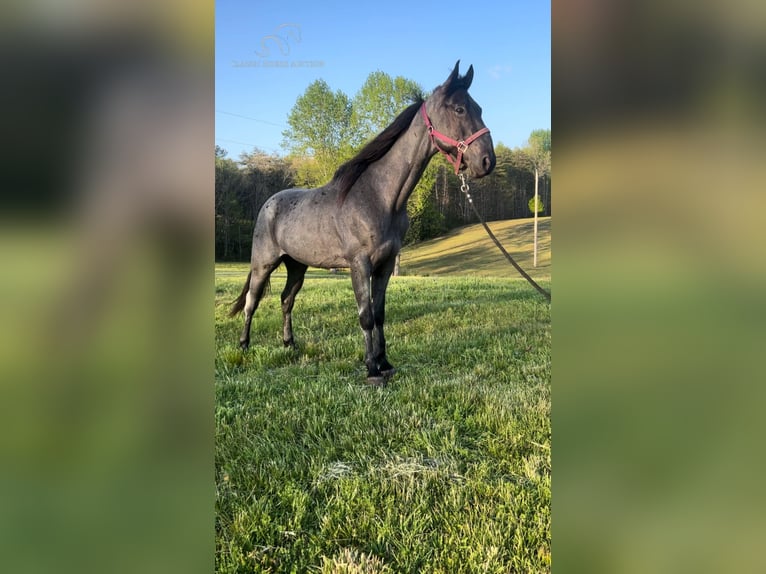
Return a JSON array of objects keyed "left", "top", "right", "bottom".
[{"left": 333, "top": 97, "right": 424, "bottom": 204}]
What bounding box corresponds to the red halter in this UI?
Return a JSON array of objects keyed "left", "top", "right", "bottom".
[{"left": 420, "top": 102, "right": 490, "bottom": 175}]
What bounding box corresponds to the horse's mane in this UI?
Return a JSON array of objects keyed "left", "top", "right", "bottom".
[{"left": 333, "top": 96, "right": 424, "bottom": 204}]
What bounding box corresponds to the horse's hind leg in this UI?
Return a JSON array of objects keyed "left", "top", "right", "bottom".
[
  {"left": 239, "top": 263, "right": 278, "bottom": 350},
  {"left": 281, "top": 256, "right": 308, "bottom": 348}
]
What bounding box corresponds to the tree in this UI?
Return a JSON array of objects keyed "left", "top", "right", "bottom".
[
  {"left": 238, "top": 148, "right": 294, "bottom": 219},
  {"left": 528, "top": 196, "right": 545, "bottom": 214},
  {"left": 281, "top": 79, "right": 353, "bottom": 186},
  {"left": 350, "top": 71, "right": 424, "bottom": 147},
  {"left": 404, "top": 161, "right": 444, "bottom": 245},
  {"left": 215, "top": 149, "right": 244, "bottom": 260},
  {"left": 214, "top": 146, "right": 297, "bottom": 261},
  {"left": 519, "top": 129, "right": 551, "bottom": 267}
]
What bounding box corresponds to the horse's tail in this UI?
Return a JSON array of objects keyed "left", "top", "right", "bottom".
[
  {"left": 229, "top": 270, "right": 272, "bottom": 317},
  {"left": 229, "top": 271, "right": 252, "bottom": 317}
]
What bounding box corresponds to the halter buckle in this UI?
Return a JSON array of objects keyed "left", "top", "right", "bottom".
[{"left": 457, "top": 141, "right": 468, "bottom": 153}]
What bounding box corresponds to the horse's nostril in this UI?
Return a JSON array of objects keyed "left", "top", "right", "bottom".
[{"left": 482, "top": 155, "right": 494, "bottom": 172}]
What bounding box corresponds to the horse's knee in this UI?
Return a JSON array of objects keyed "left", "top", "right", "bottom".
[{"left": 358, "top": 307, "right": 374, "bottom": 331}]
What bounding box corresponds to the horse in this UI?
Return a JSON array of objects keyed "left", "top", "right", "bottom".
[{"left": 230, "top": 61, "right": 495, "bottom": 385}]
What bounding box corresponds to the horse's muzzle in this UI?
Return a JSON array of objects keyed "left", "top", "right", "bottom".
[
  {"left": 481, "top": 153, "right": 496, "bottom": 175},
  {"left": 468, "top": 149, "right": 496, "bottom": 178}
]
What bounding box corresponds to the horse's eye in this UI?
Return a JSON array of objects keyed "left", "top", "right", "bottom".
[{"left": 455, "top": 106, "right": 465, "bottom": 115}]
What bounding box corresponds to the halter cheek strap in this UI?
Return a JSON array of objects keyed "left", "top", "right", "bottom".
[{"left": 420, "top": 102, "right": 490, "bottom": 175}]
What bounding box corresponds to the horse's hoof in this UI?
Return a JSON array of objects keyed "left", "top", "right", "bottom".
[
  {"left": 283, "top": 338, "right": 295, "bottom": 349},
  {"left": 366, "top": 375, "right": 387, "bottom": 387},
  {"left": 239, "top": 340, "right": 249, "bottom": 351},
  {"left": 380, "top": 367, "right": 397, "bottom": 379}
]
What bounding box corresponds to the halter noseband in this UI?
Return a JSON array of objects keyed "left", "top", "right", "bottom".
[{"left": 420, "top": 102, "right": 490, "bottom": 175}]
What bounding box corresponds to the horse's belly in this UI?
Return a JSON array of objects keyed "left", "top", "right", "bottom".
[
  {"left": 276, "top": 232, "right": 348, "bottom": 269},
  {"left": 273, "top": 209, "right": 347, "bottom": 269}
]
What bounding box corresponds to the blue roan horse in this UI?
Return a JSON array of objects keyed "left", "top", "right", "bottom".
[{"left": 231, "top": 61, "right": 496, "bottom": 384}]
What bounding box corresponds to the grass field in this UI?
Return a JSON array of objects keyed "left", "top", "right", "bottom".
[{"left": 216, "top": 220, "right": 551, "bottom": 573}]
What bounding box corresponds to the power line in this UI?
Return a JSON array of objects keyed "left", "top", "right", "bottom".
[
  {"left": 216, "top": 137, "right": 259, "bottom": 148},
  {"left": 215, "top": 109, "right": 286, "bottom": 128}
]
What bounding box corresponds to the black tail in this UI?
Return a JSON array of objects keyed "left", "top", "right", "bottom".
[{"left": 229, "top": 271, "right": 252, "bottom": 317}]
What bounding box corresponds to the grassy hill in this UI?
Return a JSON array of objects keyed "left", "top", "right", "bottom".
[{"left": 400, "top": 217, "right": 550, "bottom": 279}]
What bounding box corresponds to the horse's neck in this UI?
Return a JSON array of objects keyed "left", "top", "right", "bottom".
[{"left": 365, "top": 118, "right": 436, "bottom": 212}]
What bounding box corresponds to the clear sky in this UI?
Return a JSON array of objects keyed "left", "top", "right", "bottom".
[{"left": 215, "top": 0, "right": 550, "bottom": 159}]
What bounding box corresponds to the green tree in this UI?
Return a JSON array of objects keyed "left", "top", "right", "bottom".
[
  {"left": 494, "top": 143, "right": 520, "bottom": 219},
  {"left": 282, "top": 79, "right": 353, "bottom": 186},
  {"left": 528, "top": 196, "right": 545, "bottom": 214},
  {"left": 215, "top": 148, "right": 244, "bottom": 260},
  {"left": 350, "top": 71, "right": 424, "bottom": 147},
  {"left": 405, "top": 162, "right": 444, "bottom": 246},
  {"left": 238, "top": 148, "right": 294, "bottom": 219}
]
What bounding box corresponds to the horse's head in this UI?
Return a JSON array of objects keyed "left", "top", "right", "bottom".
[{"left": 423, "top": 61, "right": 496, "bottom": 178}]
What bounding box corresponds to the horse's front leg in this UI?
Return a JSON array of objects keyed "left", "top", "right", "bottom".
[
  {"left": 349, "top": 258, "right": 384, "bottom": 385},
  {"left": 371, "top": 257, "right": 397, "bottom": 378}
]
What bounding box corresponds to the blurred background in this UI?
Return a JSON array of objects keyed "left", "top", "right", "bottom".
[
  {"left": 553, "top": 0, "right": 766, "bottom": 572},
  {"left": 0, "top": 1, "right": 212, "bottom": 572}
]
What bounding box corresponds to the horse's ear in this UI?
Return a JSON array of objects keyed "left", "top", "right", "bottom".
[
  {"left": 463, "top": 65, "right": 474, "bottom": 89},
  {"left": 445, "top": 60, "right": 461, "bottom": 90},
  {"left": 444, "top": 61, "right": 474, "bottom": 94}
]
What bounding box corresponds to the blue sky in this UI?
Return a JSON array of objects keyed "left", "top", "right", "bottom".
[{"left": 216, "top": 0, "right": 550, "bottom": 159}]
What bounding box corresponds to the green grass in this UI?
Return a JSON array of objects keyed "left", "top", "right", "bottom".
[
  {"left": 216, "top": 251, "right": 551, "bottom": 572},
  {"left": 399, "top": 217, "right": 550, "bottom": 279}
]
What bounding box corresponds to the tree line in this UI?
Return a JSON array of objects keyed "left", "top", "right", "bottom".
[{"left": 216, "top": 71, "right": 550, "bottom": 262}]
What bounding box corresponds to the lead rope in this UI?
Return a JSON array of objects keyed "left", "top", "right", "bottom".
[{"left": 459, "top": 173, "right": 551, "bottom": 302}]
